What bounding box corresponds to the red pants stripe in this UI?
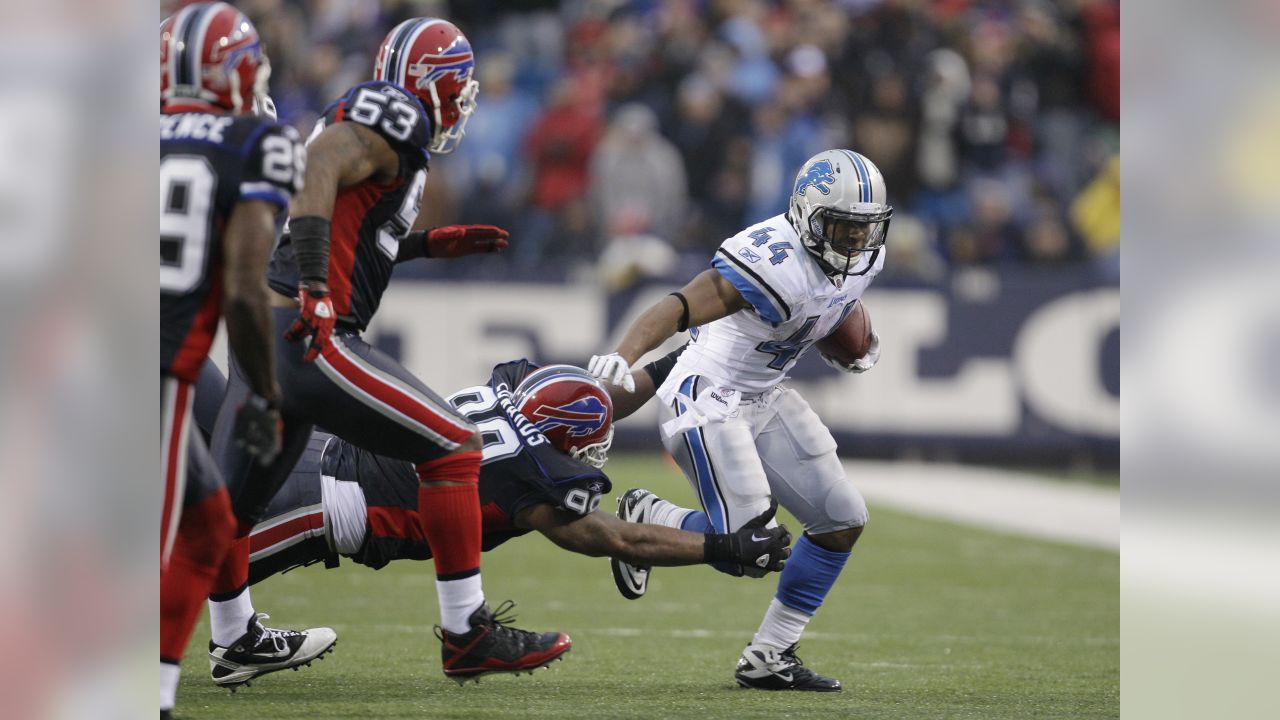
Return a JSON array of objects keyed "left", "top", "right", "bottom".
[{"left": 160, "top": 376, "right": 193, "bottom": 569}]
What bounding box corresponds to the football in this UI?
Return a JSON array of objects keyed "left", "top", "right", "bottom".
[{"left": 815, "top": 301, "right": 873, "bottom": 365}]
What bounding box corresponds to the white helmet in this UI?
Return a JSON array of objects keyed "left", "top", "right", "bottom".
[{"left": 786, "top": 149, "right": 893, "bottom": 277}]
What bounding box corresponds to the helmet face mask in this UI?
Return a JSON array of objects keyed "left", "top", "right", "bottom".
[
  {"left": 788, "top": 150, "right": 893, "bottom": 278},
  {"left": 512, "top": 365, "right": 614, "bottom": 469}
]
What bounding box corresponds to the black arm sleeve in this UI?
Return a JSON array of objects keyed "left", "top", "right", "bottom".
[{"left": 640, "top": 344, "right": 687, "bottom": 387}]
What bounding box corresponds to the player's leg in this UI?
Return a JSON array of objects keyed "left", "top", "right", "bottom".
[
  {"left": 205, "top": 346, "right": 333, "bottom": 688},
  {"left": 207, "top": 433, "right": 337, "bottom": 688},
  {"left": 736, "top": 388, "right": 866, "bottom": 692},
  {"left": 297, "top": 331, "right": 569, "bottom": 679},
  {"left": 160, "top": 388, "right": 236, "bottom": 714},
  {"left": 612, "top": 377, "right": 775, "bottom": 598}
]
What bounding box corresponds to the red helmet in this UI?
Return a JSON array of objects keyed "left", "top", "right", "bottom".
[
  {"left": 161, "top": 2, "right": 270, "bottom": 115},
  {"left": 512, "top": 365, "right": 614, "bottom": 468},
  {"left": 373, "top": 18, "right": 479, "bottom": 154}
]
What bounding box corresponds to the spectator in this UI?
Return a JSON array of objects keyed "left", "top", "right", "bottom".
[{"left": 588, "top": 103, "right": 688, "bottom": 248}]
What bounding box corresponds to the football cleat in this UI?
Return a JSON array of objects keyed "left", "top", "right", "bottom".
[
  {"left": 436, "top": 600, "right": 571, "bottom": 683},
  {"left": 610, "top": 489, "right": 657, "bottom": 599},
  {"left": 208, "top": 613, "right": 337, "bottom": 689},
  {"left": 735, "top": 642, "right": 842, "bottom": 692}
]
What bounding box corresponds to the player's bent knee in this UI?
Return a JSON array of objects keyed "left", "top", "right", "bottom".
[{"left": 810, "top": 525, "right": 863, "bottom": 553}]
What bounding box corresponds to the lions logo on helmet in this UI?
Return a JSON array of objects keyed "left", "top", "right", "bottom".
[
  {"left": 513, "top": 365, "right": 614, "bottom": 468},
  {"left": 787, "top": 150, "right": 893, "bottom": 278}
]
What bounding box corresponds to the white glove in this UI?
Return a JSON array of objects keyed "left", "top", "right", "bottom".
[
  {"left": 588, "top": 352, "right": 635, "bottom": 392},
  {"left": 821, "top": 331, "right": 881, "bottom": 374}
]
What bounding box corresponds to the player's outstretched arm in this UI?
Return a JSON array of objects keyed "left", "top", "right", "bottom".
[
  {"left": 521, "top": 504, "right": 790, "bottom": 572},
  {"left": 223, "top": 199, "right": 283, "bottom": 463},
  {"left": 589, "top": 270, "right": 749, "bottom": 391}
]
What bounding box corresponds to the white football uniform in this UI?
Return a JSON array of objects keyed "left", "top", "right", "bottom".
[{"left": 655, "top": 214, "right": 883, "bottom": 535}]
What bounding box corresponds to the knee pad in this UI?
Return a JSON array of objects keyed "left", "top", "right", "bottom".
[{"left": 820, "top": 480, "right": 868, "bottom": 532}]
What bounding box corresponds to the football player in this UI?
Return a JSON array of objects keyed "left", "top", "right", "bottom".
[
  {"left": 190, "top": 359, "right": 790, "bottom": 687},
  {"left": 159, "top": 4, "right": 311, "bottom": 717},
  {"left": 588, "top": 150, "right": 890, "bottom": 692},
  {"left": 207, "top": 16, "right": 560, "bottom": 686}
]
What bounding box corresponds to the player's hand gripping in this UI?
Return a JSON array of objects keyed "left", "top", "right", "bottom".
[
  {"left": 821, "top": 331, "right": 881, "bottom": 374},
  {"left": 283, "top": 281, "right": 336, "bottom": 363},
  {"left": 705, "top": 500, "right": 792, "bottom": 577},
  {"left": 588, "top": 352, "right": 635, "bottom": 393},
  {"left": 413, "top": 225, "right": 510, "bottom": 258},
  {"left": 234, "top": 394, "right": 283, "bottom": 467}
]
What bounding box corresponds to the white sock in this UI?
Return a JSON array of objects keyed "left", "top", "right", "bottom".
[
  {"left": 751, "top": 598, "right": 813, "bottom": 651},
  {"left": 647, "top": 497, "right": 694, "bottom": 529},
  {"left": 436, "top": 574, "right": 484, "bottom": 634},
  {"left": 209, "top": 587, "right": 255, "bottom": 647},
  {"left": 160, "top": 660, "right": 180, "bottom": 711}
]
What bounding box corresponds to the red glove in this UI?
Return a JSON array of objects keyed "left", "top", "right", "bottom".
[
  {"left": 421, "top": 225, "right": 509, "bottom": 258},
  {"left": 283, "top": 282, "right": 336, "bottom": 363}
]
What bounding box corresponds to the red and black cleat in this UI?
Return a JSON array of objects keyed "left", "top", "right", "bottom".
[{"left": 436, "top": 600, "right": 571, "bottom": 684}]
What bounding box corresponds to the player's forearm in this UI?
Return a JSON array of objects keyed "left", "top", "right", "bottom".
[
  {"left": 615, "top": 295, "right": 685, "bottom": 364},
  {"left": 610, "top": 522, "right": 708, "bottom": 566},
  {"left": 223, "top": 291, "right": 280, "bottom": 405}
]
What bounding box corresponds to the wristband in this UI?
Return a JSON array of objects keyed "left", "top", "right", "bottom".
[
  {"left": 289, "top": 216, "right": 331, "bottom": 283},
  {"left": 703, "top": 533, "right": 732, "bottom": 563},
  {"left": 669, "top": 292, "right": 690, "bottom": 332}
]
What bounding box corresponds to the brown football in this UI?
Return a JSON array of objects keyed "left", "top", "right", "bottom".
[{"left": 815, "top": 301, "right": 872, "bottom": 365}]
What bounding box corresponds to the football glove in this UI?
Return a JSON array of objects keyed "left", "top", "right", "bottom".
[
  {"left": 820, "top": 331, "right": 881, "bottom": 374},
  {"left": 588, "top": 352, "right": 635, "bottom": 393},
  {"left": 414, "top": 225, "right": 510, "bottom": 258},
  {"left": 704, "top": 500, "right": 792, "bottom": 577},
  {"left": 234, "top": 394, "right": 282, "bottom": 467},
  {"left": 283, "top": 281, "right": 336, "bottom": 363}
]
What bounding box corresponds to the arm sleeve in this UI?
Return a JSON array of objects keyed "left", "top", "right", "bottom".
[{"left": 641, "top": 344, "right": 686, "bottom": 387}]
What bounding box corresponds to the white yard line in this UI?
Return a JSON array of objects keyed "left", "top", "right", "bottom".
[{"left": 844, "top": 460, "right": 1119, "bottom": 551}]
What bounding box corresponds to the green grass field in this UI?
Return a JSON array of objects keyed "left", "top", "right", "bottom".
[{"left": 178, "top": 453, "right": 1118, "bottom": 719}]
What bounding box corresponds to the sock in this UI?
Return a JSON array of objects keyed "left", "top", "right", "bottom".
[
  {"left": 678, "top": 510, "right": 713, "bottom": 533},
  {"left": 210, "top": 535, "right": 250, "bottom": 596},
  {"left": 755, "top": 534, "right": 851, "bottom": 650},
  {"left": 160, "top": 489, "right": 236, "bottom": 664},
  {"left": 208, "top": 585, "right": 254, "bottom": 647},
  {"left": 415, "top": 452, "right": 483, "bottom": 579},
  {"left": 648, "top": 497, "right": 696, "bottom": 529},
  {"left": 436, "top": 574, "right": 484, "bottom": 634},
  {"left": 160, "top": 660, "right": 180, "bottom": 711},
  {"left": 752, "top": 598, "right": 813, "bottom": 651}
]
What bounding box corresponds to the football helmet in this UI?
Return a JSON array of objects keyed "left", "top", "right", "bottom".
[
  {"left": 373, "top": 18, "right": 479, "bottom": 154},
  {"left": 786, "top": 149, "right": 893, "bottom": 277},
  {"left": 512, "top": 365, "right": 614, "bottom": 469},
  {"left": 161, "top": 2, "right": 271, "bottom": 115}
]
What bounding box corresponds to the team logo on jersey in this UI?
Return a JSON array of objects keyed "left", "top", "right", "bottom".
[
  {"left": 794, "top": 159, "right": 836, "bottom": 196},
  {"left": 738, "top": 247, "right": 762, "bottom": 263},
  {"left": 529, "top": 398, "right": 609, "bottom": 438}
]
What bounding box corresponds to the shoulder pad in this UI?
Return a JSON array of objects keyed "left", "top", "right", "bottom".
[
  {"left": 330, "top": 81, "right": 432, "bottom": 152},
  {"left": 711, "top": 221, "right": 806, "bottom": 324}
]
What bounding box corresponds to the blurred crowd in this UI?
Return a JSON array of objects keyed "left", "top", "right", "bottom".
[{"left": 220, "top": 0, "right": 1120, "bottom": 283}]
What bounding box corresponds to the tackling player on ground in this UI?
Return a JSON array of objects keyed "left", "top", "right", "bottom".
[
  {"left": 159, "top": 4, "right": 306, "bottom": 717},
  {"left": 589, "top": 149, "right": 890, "bottom": 692},
  {"left": 207, "top": 17, "right": 559, "bottom": 686},
  {"left": 190, "top": 359, "right": 789, "bottom": 687}
]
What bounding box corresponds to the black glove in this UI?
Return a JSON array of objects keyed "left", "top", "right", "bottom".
[
  {"left": 234, "top": 394, "right": 282, "bottom": 467},
  {"left": 704, "top": 500, "right": 792, "bottom": 577}
]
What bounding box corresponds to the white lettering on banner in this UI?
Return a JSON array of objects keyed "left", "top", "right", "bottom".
[
  {"left": 813, "top": 292, "right": 1021, "bottom": 435},
  {"left": 1015, "top": 289, "right": 1120, "bottom": 435},
  {"left": 328, "top": 282, "right": 1119, "bottom": 441}
]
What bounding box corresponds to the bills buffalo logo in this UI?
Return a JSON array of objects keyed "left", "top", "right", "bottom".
[
  {"left": 530, "top": 397, "right": 609, "bottom": 438},
  {"left": 408, "top": 52, "right": 475, "bottom": 89},
  {"left": 794, "top": 159, "right": 836, "bottom": 196}
]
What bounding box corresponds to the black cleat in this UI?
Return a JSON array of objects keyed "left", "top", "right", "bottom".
[
  {"left": 610, "top": 489, "right": 657, "bottom": 599},
  {"left": 208, "top": 613, "right": 337, "bottom": 689},
  {"left": 735, "top": 642, "right": 842, "bottom": 692},
  {"left": 436, "top": 601, "right": 571, "bottom": 683}
]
